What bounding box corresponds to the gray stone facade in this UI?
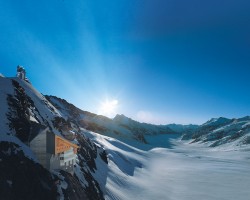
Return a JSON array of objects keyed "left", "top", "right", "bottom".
[{"left": 30, "top": 128, "right": 77, "bottom": 174}]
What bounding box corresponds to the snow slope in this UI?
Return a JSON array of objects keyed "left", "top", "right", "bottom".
[
  {"left": 0, "top": 77, "right": 63, "bottom": 139},
  {"left": 45, "top": 93, "right": 250, "bottom": 200},
  {"left": 85, "top": 130, "right": 250, "bottom": 200},
  {"left": 0, "top": 77, "right": 107, "bottom": 200}
]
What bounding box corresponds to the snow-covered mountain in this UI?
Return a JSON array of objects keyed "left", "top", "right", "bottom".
[
  {"left": 0, "top": 77, "right": 107, "bottom": 200},
  {"left": 182, "top": 116, "right": 250, "bottom": 148},
  {"left": 165, "top": 123, "right": 198, "bottom": 134},
  {"left": 1, "top": 75, "right": 250, "bottom": 200},
  {"left": 45, "top": 96, "right": 177, "bottom": 145}
]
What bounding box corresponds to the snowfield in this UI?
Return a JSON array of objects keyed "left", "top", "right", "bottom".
[
  {"left": 85, "top": 131, "right": 250, "bottom": 200},
  {"left": 1, "top": 76, "right": 249, "bottom": 200}
]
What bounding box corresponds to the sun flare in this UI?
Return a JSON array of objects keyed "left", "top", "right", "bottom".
[{"left": 98, "top": 99, "right": 118, "bottom": 117}]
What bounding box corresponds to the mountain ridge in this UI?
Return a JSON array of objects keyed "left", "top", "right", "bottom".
[
  {"left": 45, "top": 95, "right": 178, "bottom": 144},
  {"left": 0, "top": 77, "right": 107, "bottom": 200},
  {"left": 0, "top": 75, "right": 249, "bottom": 200}
]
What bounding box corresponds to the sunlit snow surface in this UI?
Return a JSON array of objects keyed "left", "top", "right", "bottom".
[{"left": 84, "top": 131, "right": 250, "bottom": 200}]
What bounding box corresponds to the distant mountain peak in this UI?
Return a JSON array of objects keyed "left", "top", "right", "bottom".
[
  {"left": 203, "top": 117, "right": 231, "bottom": 127},
  {"left": 113, "top": 114, "right": 131, "bottom": 123}
]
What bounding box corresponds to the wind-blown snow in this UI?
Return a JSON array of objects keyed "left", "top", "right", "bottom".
[{"left": 85, "top": 131, "right": 250, "bottom": 200}]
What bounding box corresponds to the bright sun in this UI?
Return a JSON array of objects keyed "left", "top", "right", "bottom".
[{"left": 98, "top": 99, "right": 118, "bottom": 117}]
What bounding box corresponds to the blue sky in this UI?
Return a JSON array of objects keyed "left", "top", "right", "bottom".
[{"left": 0, "top": 0, "right": 250, "bottom": 124}]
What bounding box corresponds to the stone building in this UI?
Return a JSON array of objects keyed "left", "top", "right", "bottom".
[{"left": 29, "top": 123, "right": 79, "bottom": 175}]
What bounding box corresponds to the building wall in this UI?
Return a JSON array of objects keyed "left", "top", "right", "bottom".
[
  {"left": 46, "top": 131, "right": 55, "bottom": 154},
  {"left": 30, "top": 129, "right": 77, "bottom": 174},
  {"left": 30, "top": 129, "right": 47, "bottom": 168},
  {"left": 59, "top": 147, "right": 76, "bottom": 174},
  {"left": 48, "top": 153, "right": 61, "bottom": 170},
  {"left": 55, "top": 135, "right": 75, "bottom": 154}
]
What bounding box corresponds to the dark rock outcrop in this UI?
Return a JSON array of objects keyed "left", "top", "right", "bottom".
[{"left": 0, "top": 142, "right": 57, "bottom": 200}]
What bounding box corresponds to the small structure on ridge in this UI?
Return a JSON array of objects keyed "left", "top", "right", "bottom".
[
  {"left": 16, "top": 65, "right": 31, "bottom": 83},
  {"left": 16, "top": 65, "right": 26, "bottom": 80}
]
